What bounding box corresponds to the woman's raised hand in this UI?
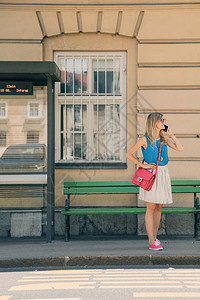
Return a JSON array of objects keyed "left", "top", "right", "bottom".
[{"left": 163, "top": 126, "right": 173, "bottom": 137}]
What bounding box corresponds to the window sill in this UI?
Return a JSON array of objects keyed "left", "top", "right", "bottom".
[
  {"left": 25, "top": 117, "right": 43, "bottom": 122},
  {"left": 0, "top": 118, "right": 8, "bottom": 123},
  {"left": 55, "top": 162, "right": 127, "bottom": 169}
]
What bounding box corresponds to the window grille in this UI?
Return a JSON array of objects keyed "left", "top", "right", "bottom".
[{"left": 55, "top": 52, "right": 126, "bottom": 163}]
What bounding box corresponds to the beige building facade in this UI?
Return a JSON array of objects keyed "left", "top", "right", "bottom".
[{"left": 0, "top": 0, "right": 200, "bottom": 237}]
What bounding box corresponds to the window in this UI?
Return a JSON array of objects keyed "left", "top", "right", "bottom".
[
  {"left": 0, "top": 131, "right": 6, "bottom": 146},
  {"left": 27, "top": 131, "right": 39, "bottom": 144},
  {"left": 0, "top": 102, "right": 7, "bottom": 118},
  {"left": 55, "top": 52, "right": 126, "bottom": 164},
  {"left": 28, "top": 102, "right": 41, "bottom": 118}
]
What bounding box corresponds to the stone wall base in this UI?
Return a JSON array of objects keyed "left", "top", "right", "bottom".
[{"left": 0, "top": 210, "right": 195, "bottom": 238}]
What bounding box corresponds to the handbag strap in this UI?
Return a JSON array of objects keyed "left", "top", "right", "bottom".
[{"left": 154, "top": 141, "right": 162, "bottom": 177}]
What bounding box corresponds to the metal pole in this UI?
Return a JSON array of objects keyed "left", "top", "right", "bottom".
[
  {"left": 52, "top": 82, "right": 55, "bottom": 240},
  {"left": 47, "top": 75, "right": 55, "bottom": 243}
]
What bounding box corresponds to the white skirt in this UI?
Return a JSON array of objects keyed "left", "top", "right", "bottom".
[{"left": 139, "top": 165, "right": 173, "bottom": 204}]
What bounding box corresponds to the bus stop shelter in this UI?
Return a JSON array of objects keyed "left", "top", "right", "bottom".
[{"left": 0, "top": 61, "right": 61, "bottom": 242}]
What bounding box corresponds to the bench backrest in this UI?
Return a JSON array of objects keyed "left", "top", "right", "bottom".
[
  {"left": 64, "top": 180, "right": 200, "bottom": 188},
  {"left": 64, "top": 180, "right": 200, "bottom": 195}
]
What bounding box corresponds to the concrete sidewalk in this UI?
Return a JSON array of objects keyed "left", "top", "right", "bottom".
[{"left": 0, "top": 237, "right": 200, "bottom": 269}]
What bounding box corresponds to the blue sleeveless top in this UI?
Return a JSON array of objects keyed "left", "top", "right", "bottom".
[{"left": 141, "top": 135, "right": 168, "bottom": 166}]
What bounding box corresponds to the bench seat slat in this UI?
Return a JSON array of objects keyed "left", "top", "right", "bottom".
[
  {"left": 64, "top": 180, "right": 200, "bottom": 188},
  {"left": 61, "top": 207, "right": 200, "bottom": 216},
  {"left": 64, "top": 186, "right": 200, "bottom": 195}
]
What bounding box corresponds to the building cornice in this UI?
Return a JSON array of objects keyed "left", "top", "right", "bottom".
[{"left": 1, "top": 1, "right": 200, "bottom": 11}]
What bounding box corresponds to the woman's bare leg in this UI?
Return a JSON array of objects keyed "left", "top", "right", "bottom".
[
  {"left": 153, "top": 204, "right": 163, "bottom": 240},
  {"left": 145, "top": 202, "right": 157, "bottom": 245}
]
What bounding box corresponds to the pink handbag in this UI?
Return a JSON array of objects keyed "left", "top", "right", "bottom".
[{"left": 132, "top": 142, "right": 162, "bottom": 191}]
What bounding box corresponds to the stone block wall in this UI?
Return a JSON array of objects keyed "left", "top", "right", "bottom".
[{"left": 137, "top": 214, "right": 194, "bottom": 236}]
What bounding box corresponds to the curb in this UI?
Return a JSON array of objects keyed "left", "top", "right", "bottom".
[{"left": 0, "top": 255, "right": 200, "bottom": 268}]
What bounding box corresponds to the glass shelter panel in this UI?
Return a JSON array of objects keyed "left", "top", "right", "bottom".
[
  {"left": 0, "top": 87, "right": 47, "bottom": 238},
  {"left": 0, "top": 88, "right": 47, "bottom": 173}
]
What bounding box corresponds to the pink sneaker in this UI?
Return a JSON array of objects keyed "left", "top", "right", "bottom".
[{"left": 149, "top": 240, "right": 163, "bottom": 251}]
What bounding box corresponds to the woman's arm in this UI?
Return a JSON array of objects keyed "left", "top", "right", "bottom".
[
  {"left": 164, "top": 128, "right": 184, "bottom": 151},
  {"left": 126, "top": 136, "right": 156, "bottom": 169}
]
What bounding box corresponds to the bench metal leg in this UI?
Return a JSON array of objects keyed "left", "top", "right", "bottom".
[
  {"left": 64, "top": 193, "right": 70, "bottom": 242},
  {"left": 195, "top": 213, "right": 200, "bottom": 241},
  {"left": 65, "top": 215, "right": 70, "bottom": 242},
  {"left": 194, "top": 197, "right": 200, "bottom": 240}
]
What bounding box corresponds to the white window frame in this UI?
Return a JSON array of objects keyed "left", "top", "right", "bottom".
[
  {"left": 27, "top": 101, "right": 42, "bottom": 118},
  {"left": 54, "top": 51, "right": 127, "bottom": 164},
  {"left": 0, "top": 101, "right": 8, "bottom": 118}
]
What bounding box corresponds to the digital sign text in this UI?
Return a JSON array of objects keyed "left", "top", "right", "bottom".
[{"left": 0, "top": 82, "right": 33, "bottom": 95}]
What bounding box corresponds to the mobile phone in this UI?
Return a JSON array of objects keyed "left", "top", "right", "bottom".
[{"left": 162, "top": 125, "right": 168, "bottom": 132}]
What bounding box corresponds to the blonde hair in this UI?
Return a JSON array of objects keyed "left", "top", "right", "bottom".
[{"left": 145, "top": 113, "right": 166, "bottom": 146}]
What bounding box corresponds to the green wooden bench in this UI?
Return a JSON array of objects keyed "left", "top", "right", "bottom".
[{"left": 61, "top": 180, "right": 200, "bottom": 241}]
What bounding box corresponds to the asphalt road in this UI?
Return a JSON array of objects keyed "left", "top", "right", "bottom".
[{"left": 1, "top": 267, "right": 200, "bottom": 300}]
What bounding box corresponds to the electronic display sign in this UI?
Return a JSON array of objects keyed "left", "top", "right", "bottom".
[{"left": 0, "top": 82, "right": 33, "bottom": 95}]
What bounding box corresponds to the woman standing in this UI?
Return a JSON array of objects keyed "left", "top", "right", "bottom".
[{"left": 126, "top": 113, "right": 183, "bottom": 251}]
